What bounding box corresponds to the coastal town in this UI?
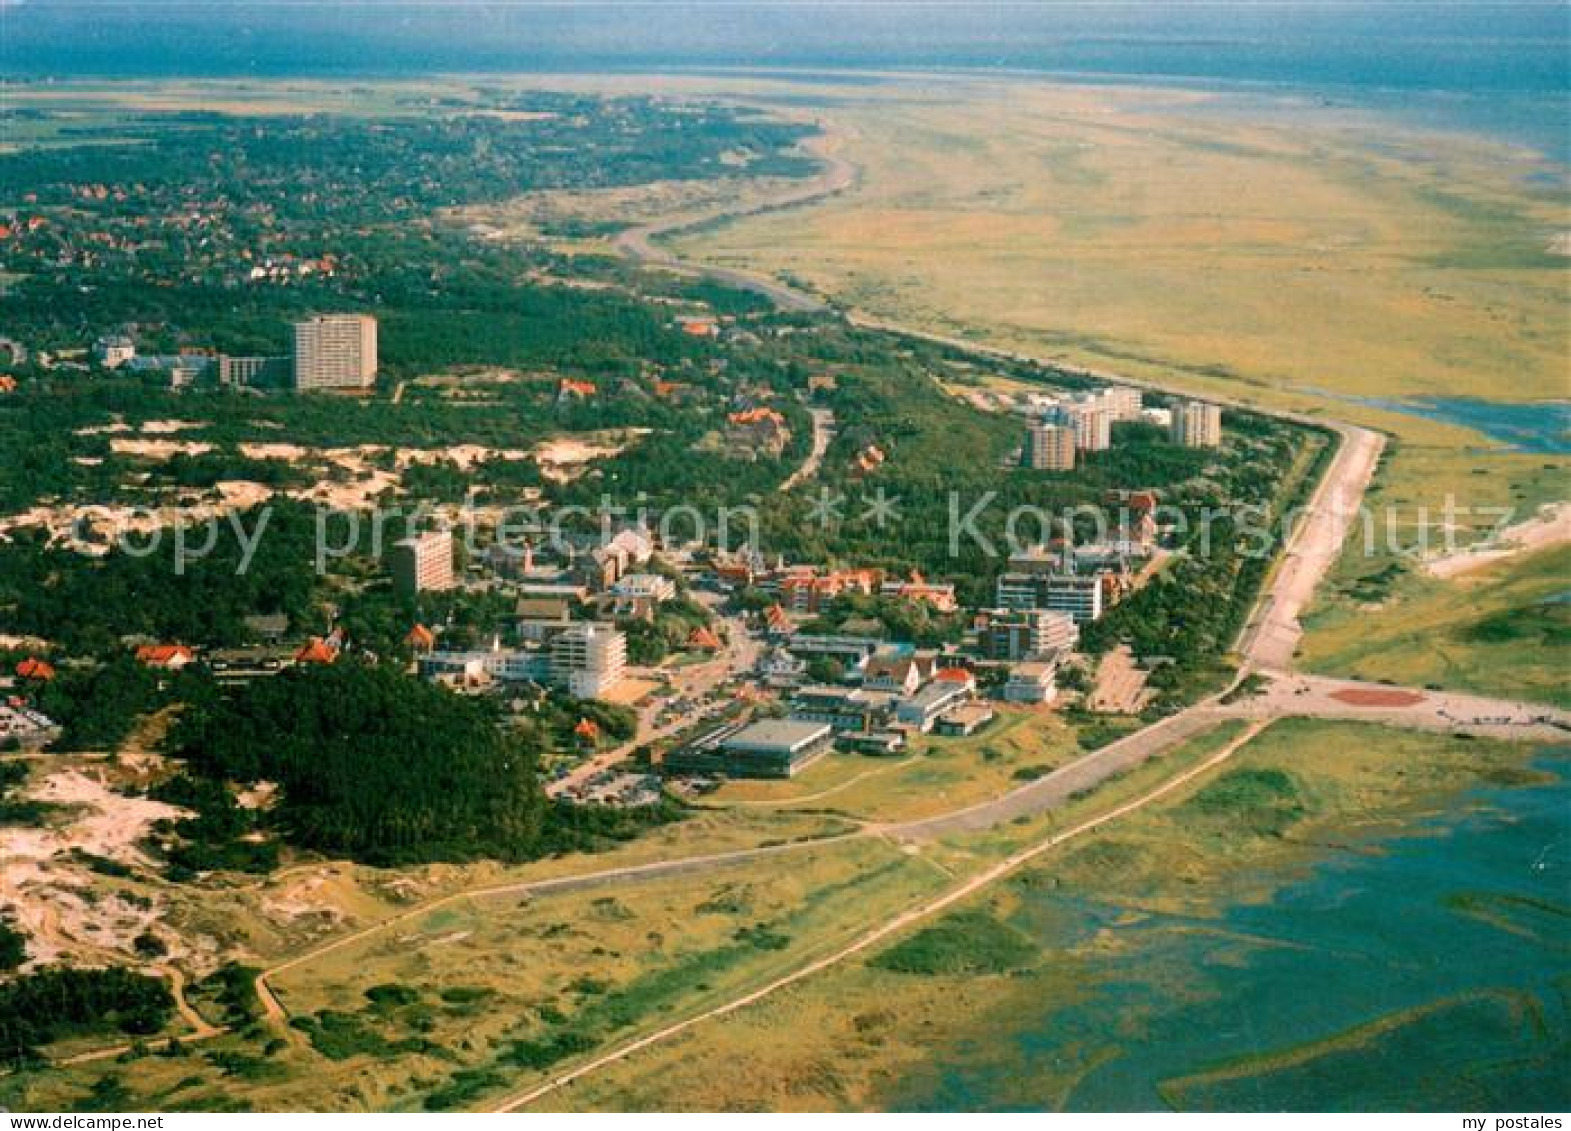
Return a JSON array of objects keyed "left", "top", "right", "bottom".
[
  {"left": 3, "top": 306, "right": 1226, "bottom": 809},
  {"left": 0, "top": 62, "right": 1564, "bottom": 1118}
]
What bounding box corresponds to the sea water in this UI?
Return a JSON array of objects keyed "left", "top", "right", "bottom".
[{"left": 893, "top": 754, "right": 1571, "bottom": 1111}]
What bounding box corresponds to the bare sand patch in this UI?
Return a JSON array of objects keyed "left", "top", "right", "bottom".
[
  {"left": 239, "top": 441, "right": 313, "bottom": 461},
  {"left": 0, "top": 765, "right": 189, "bottom": 966},
  {"left": 140, "top": 419, "right": 209, "bottom": 435},
  {"left": 109, "top": 437, "right": 214, "bottom": 460},
  {"left": 75, "top": 419, "right": 132, "bottom": 437},
  {"left": 534, "top": 429, "right": 648, "bottom": 482}
]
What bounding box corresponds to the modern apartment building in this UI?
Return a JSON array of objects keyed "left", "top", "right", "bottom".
[
  {"left": 217, "top": 354, "right": 289, "bottom": 388},
  {"left": 1170, "top": 400, "right": 1223, "bottom": 448},
  {"left": 1053, "top": 400, "right": 1112, "bottom": 452},
  {"left": 292, "top": 314, "right": 378, "bottom": 391},
  {"left": 1101, "top": 384, "right": 1144, "bottom": 422},
  {"left": 978, "top": 608, "right": 1080, "bottom": 660},
  {"left": 389, "top": 530, "right": 455, "bottom": 595},
  {"left": 549, "top": 623, "right": 627, "bottom": 699},
  {"left": 1003, "top": 660, "right": 1060, "bottom": 704},
  {"left": 1041, "top": 572, "right": 1106, "bottom": 622},
  {"left": 994, "top": 570, "right": 1106, "bottom": 623},
  {"left": 1024, "top": 422, "right": 1077, "bottom": 470}
]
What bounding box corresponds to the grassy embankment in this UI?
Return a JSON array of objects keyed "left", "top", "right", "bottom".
[{"left": 529, "top": 718, "right": 1560, "bottom": 1111}]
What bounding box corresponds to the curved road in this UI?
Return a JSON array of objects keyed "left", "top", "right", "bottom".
[{"left": 613, "top": 130, "right": 855, "bottom": 314}]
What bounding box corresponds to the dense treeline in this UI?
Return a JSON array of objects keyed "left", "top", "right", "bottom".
[
  {"left": 0, "top": 913, "right": 26, "bottom": 971},
  {"left": 0, "top": 967, "right": 174, "bottom": 1064},
  {"left": 0, "top": 502, "right": 324, "bottom": 653},
  {"left": 37, "top": 656, "right": 165, "bottom": 750},
  {"left": 167, "top": 662, "right": 548, "bottom": 865},
  {"left": 154, "top": 661, "right": 667, "bottom": 870}
]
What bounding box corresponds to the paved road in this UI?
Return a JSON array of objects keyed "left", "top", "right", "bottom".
[
  {"left": 1236, "top": 424, "right": 1385, "bottom": 672},
  {"left": 1223, "top": 671, "right": 1571, "bottom": 741},
  {"left": 613, "top": 136, "right": 854, "bottom": 314},
  {"left": 547, "top": 604, "right": 760, "bottom": 799},
  {"left": 882, "top": 704, "right": 1229, "bottom": 841}
]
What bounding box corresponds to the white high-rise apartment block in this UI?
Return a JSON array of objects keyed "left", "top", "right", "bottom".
[
  {"left": 1170, "top": 400, "right": 1223, "bottom": 448},
  {"left": 1024, "top": 422, "right": 1077, "bottom": 470},
  {"left": 293, "top": 314, "right": 378, "bottom": 391},
  {"left": 1056, "top": 401, "right": 1112, "bottom": 452},
  {"left": 1101, "top": 385, "right": 1144, "bottom": 422},
  {"left": 549, "top": 623, "right": 628, "bottom": 699},
  {"left": 390, "top": 530, "right": 455, "bottom": 595}
]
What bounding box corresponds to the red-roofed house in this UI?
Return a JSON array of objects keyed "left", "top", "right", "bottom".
[
  {"left": 763, "top": 603, "right": 792, "bottom": 636},
  {"left": 135, "top": 644, "right": 195, "bottom": 671},
  {"left": 405, "top": 624, "right": 436, "bottom": 652},
  {"left": 687, "top": 626, "right": 722, "bottom": 652},
  {"left": 773, "top": 567, "right": 882, "bottom": 615},
  {"left": 715, "top": 559, "right": 760, "bottom": 588},
  {"left": 573, "top": 717, "right": 601, "bottom": 745},
  {"left": 558, "top": 378, "right": 597, "bottom": 401},
  {"left": 678, "top": 316, "right": 720, "bottom": 338},
  {"left": 933, "top": 667, "right": 977, "bottom": 693},
  {"left": 294, "top": 638, "right": 338, "bottom": 666},
  {"left": 853, "top": 444, "right": 886, "bottom": 473},
  {"left": 15, "top": 657, "right": 55, "bottom": 682},
  {"left": 883, "top": 570, "right": 959, "bottom": 613}
]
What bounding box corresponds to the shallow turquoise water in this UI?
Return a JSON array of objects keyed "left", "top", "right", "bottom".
[
  {"left": 892, "top": 754, "right": 1571, "bottom": 1111},
  {"left": 1338, "top": 396, "right": 1571, "bottom": 454}
]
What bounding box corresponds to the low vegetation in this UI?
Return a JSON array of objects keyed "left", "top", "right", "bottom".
[{"left": 869, "top": 911, "right": 1035, "bottom": 976}]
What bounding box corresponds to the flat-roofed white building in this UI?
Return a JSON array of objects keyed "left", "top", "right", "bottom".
[
  {"left": 610, "top": 573, "right": 677, "bottom": 604},
  {"left": 1003, "top": 660, "right": 1060, "bottom": 704},
  {"left": 1101, "top": 385, "right": 1144, "bottom": 422},
  {"left": 979, "top": 608, "right": 1079, "bottom": 660},
  {"left": 93, "top": 335, "right": 136, "bottom": 369},
  {"left": 994, "top": 571, "right": 1106, "bottom": 623},
  {"left": 549, "top": 623, "right": 627, "bottom": 699},
  {"left": 1054, "top": 400, "right": 1112, "bottom": 452}
]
